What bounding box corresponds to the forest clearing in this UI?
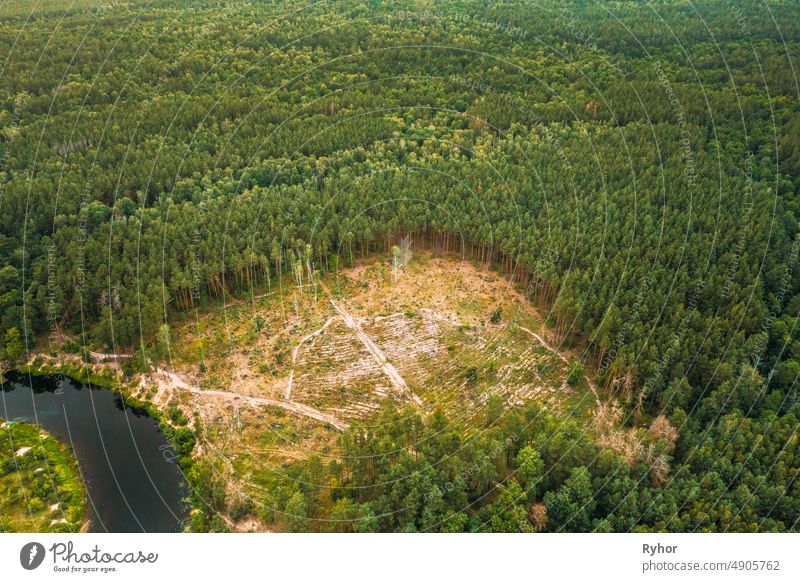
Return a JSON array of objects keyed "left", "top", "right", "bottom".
[{"left": 99, "top": 252, "right": 595, "bottom": 529}]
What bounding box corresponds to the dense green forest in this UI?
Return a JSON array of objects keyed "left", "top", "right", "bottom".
[{"left": 1, "top": 0, "right": 799, "bottom": 531}]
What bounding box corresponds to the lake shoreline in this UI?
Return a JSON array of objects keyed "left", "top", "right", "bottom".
[{"left": 2, "top": 360, "right": 196, "bottom": 532}]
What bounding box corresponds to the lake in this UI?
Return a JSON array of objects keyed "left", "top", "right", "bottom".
[{"left": 1, "top": 370, "right": 189, "bottom": 532}]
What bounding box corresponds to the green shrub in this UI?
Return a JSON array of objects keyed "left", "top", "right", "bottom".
[{"left": 567, "top": 361, "right": 584, "bottom": 386}]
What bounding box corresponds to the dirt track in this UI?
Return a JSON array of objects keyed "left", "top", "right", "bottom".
[
  {"left": 153, "top": 367, "right": 348, "bottom": 430},
  {"left": 89, "top": 351, "right": 348, "bottom": 430}
]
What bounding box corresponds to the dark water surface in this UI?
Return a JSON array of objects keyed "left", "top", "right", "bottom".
[{"left": 1, "top": 371, "right": 189, "bottom": 532}]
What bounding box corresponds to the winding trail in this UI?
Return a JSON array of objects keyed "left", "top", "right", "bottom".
[
  {"left": 88, "top": 351, "right": 347, "bottom": 430},
  {"left": 152, "top": 367, "right": 348, "bottom": 430}
]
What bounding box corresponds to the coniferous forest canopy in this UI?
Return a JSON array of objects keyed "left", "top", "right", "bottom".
[{"left": 0, "top": 0, "right": 799, "bottom": 532}]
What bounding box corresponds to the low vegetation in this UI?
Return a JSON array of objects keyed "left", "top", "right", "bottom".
[{"left": 0, "top": 422, "right": 86, "bottom": 532}]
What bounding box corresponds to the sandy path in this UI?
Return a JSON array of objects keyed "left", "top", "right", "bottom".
[
  {"left": 88, "top": 351, "right": 347, "bottom": 430},
  {"left": 186, "top": 387, "right": 347, "bottom": 430},
  {"left": 88, "top": 351, "right": 128, "bottom": 361},
  {"left": 152, "top": 367, "right": 347, "bottom": 430}
]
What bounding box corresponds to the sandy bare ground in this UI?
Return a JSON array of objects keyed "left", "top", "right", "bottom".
[
  {"left": 318, "top": 280, "right": 422, "bottom": 407},
  {"left": 152, "top": 367, "right": 347, "bottom": 430},
  {"left": 88, "top": 352, "right": 347, "bottom": 430}
]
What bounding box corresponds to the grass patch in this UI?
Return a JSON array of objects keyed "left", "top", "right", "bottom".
[{"left": 0, "top": 422, "right": 87, "bottom": 532}]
